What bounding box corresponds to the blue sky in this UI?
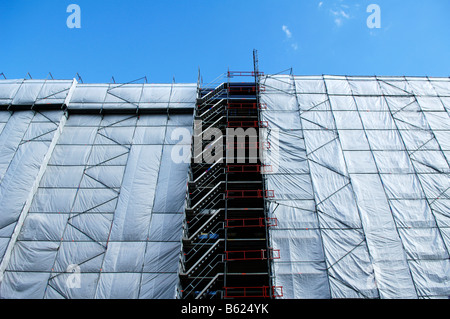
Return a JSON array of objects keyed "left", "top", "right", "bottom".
[{"left": 1, "top": 0, "right": 449, "bottom": 83}]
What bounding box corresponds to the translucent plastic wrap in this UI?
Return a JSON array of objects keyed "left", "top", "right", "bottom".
[
  {"left": 261, "top": 75, "right": 450, "bottom": 299},
  {"left": 0, "top": 79, "right": 195, "bottom": 299}
]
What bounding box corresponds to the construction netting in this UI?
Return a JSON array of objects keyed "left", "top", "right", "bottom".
[
  {"left": 0, "top": 79, "right": 195, "bottom": 298},
  {"left": 260, "top": 75, "right": 450, "bottom": 299},
  {"left": 1, "top": 75, "right": 449, "bottom": 299}
]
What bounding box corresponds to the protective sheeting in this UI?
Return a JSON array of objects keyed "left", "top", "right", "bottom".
[
  {"left": 0, "top": 112, "right": 192, "bottom": 299},
  {"left": 261, "top": 75, "right": 450, "bottom": 299},
  {"left": 0, "top": 111, "right": 64, "bottom": 263},
  {"left": 70, "top": 83, "right": 196, "bottom": 111},
  {"left": 0, "top": 79, "right": 196, "bottom": 112},
  {"left": 0, "top": 80, "right": 73, "bottom": 106},
  {"left": 0, "top": 79, "right": 195, "bottom": 299}
]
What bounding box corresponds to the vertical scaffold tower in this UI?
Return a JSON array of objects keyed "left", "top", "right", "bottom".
[{"left": 178, "top": 51, "right": 283, "bottom": 299}]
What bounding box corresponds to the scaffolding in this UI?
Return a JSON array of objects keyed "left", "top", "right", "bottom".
[
  {"left": 178, "top": 52, "right": 282, "bottom": 299},
  {"left": 0, "top": 70, "right": 448, "bottom": 299}
]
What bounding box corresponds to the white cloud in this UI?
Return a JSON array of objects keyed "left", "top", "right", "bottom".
[
  {"left": 331, "top": 9, "right": 350, "bottom": 19},
  {"left": 330, "top": 8, "right": 350, "bottom": 26},
  {"left": 318, "top": 2, "right": 323, "bottom": 8},
  {"left": 340, "top": 10, "right": 350, "bottom": 19},
  {"left": 282, "top": 25, "right": 292, "bottom": 39},
  {"left": 281, "top": 25, "right": 298, "bottom": 52}
]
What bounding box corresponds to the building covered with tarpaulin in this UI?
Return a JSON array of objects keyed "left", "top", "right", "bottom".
[
  {"left": 0, "top": 78, "right": 195, "bottom": 298},
  {"left": 0, "top": 74, "right": 448, "bottom": 299},
  {"left": 260, "top": 75, "right": 450, "bottom": 298}
]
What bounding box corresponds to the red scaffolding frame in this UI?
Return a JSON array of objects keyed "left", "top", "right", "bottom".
[
  {"left": 225, "top": 217, "right": 278, "bottom": 228},
  {"left": 226, "top": 164, "right": 272, "bottom": 173},
  {"left": 227, "top": 71, "right": 265, "bottom": 77},
  {"left": 226, "top": 141, "right": 271, "bottom": 150},
  {"left": 228, "top": 86, "right": 257, "bottom": 94},
  {"left": 224, "top": 286, "right": 283, "bottom": 298},
  {"left": 227, "top": 165, "right": 260, "bottom": 173},
  {"left": 227, "top": 120, "right": 268, "bottom": 128},
  {"left": 227, "top": 102, "right": 257, "bottom": 110},
  {"left": 226, "top": 189, "right": 275, "bottom": 199},
  {"left": 225, "top": 248, "right": 281, "bottom": 261}
]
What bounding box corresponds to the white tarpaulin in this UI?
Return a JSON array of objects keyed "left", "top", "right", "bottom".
[
  {"left": 0, "top": 79, "right": 195, "bottom": 112},
  {"left": 1, "top": 75, "right": 449, "bottom": 299},
  {"left": 0, "top": 79, "right": 195, "bottom": 299},
  {"left": 261, "top": 75, "right": 450, "bottom": 299}
]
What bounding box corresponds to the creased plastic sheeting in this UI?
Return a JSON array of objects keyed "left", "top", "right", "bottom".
[
  {"left": 35, "top": 80, "right": 73, "bottom": 105},
  {"left": 0, "top": 80, "right": 22, "bottom": 105},
  {"left": 139, "top": 273, "right": 179, "bottom": 299},
  {"left": 297, "top": 81, "right": 377, "bottom": 299},
  {"left": 0, "top": 111, "right": 62, "bottom": 262},
  {"left": 272, "top": 229, "right": 330, "bottom": 299},
  {"left": 11, "top": 81, "right": 47, "bottom": 105},
  {"left": 0, "top": 78, "right": 194, "bottom": 110},
  {"left": 260, "top": 75, "right": 331, "bottom": 299},
  {"left": 0, "top": 112, "right": 193, "bottom": 299},
  {"left": 267, "top": 200, "right": 330, "bottom": 299},
  {"left": 0, "top": 112, "right": 34, "bottom": 183},
  {"left": 262, "top": 75, "right": 450, "bottom": 299},
  {"left": 70, "top": 83, "right": 196, "bottom": 110},
  {"left": 350, "top": 174, "right": 417, "bottom": 298},
  {"left": 152, "top": 146, "right": 190, "bottom": 213},
  {"left": 109, "top": 145, "right": 162, "bottom": 241},
  {"left": 69, "top": 84, "right": 109, "bottom": 109},
  {"left": 0, "top": 80, "right": 72, "bottom": 106}
]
